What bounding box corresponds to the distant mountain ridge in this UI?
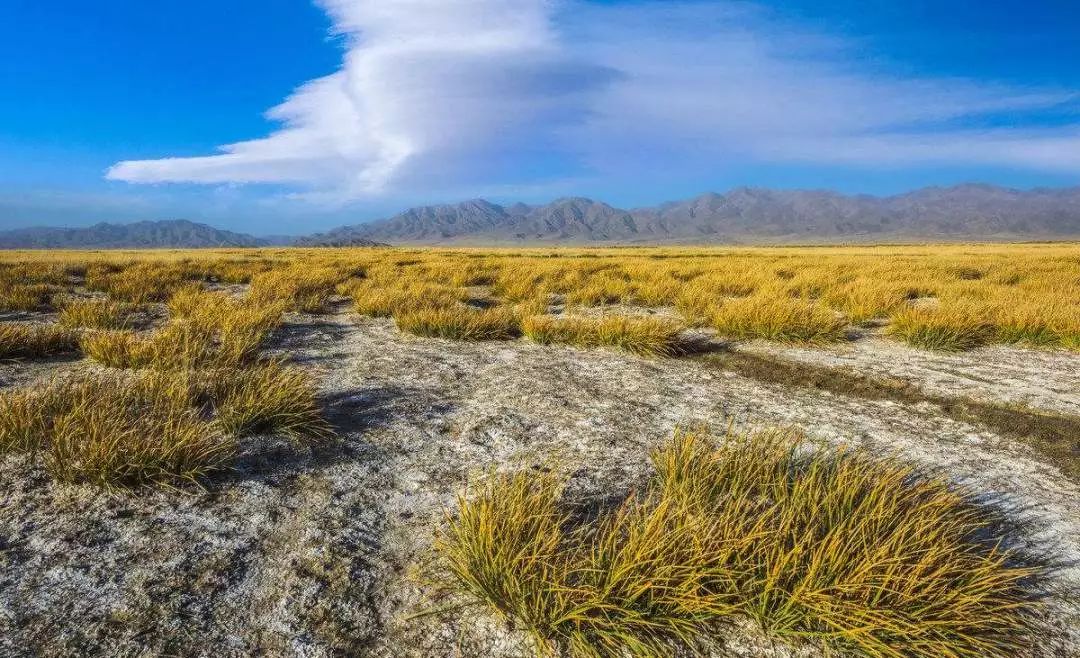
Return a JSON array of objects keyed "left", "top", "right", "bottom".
[
  {"left": 0, "top": 219, "right": 269, "bottom": 249},
  {"left": 4, "top": 185, "right": 1079, "bottom": 248},
  {"left": 298, "top": 184, "right": 1080, "bottom": 245}
]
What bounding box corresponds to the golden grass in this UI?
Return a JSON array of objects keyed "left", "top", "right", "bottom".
[
  {"left": 710, "top": 294, "right": 848, "bottom": 343},
  {"left": 0, "top": 323, "right": 79, "bottom": 358},
  {"left": 887, "top": 303, "right": 994, "bottom": 351},
  {"left": 57, "top": 298, "right": 135, "bottom": 329},
  {"left": 395, "top": 306, "right": 521, "bottom": 340},
  {"left": 0, "top": 372, "right": 231, "bottom": 488},
  {"left": 0, "top": 283, "right": 54, "bottom": 312},
  {"left": 210, "top": 361, "right": 333, "bottom": 442},
  {"left": 0, "top": 243, "right": 1077, "bottom": 351},
  {"left": 437, "top": 428, "right": 1038, "bottom": 658},
  {"left": 522, "top": 314, "right": 685, "bottom": 356},
  {"left": 81, "top": 288, "right": 284, "bottom": 369},
  {"left": 352, "top": 280, "right": 463, "bottom": 318}
]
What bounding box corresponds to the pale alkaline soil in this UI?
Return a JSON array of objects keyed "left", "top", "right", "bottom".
[{"left": 2, "top": 309, "right": 1080, "bottom": 657}]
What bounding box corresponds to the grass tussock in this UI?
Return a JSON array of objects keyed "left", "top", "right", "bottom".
[
  {"left": 887, "top": 304, "right": 994, "bottom": 351},
  {"left": 57, "top": 298, "right": 134, "bottom": 329},
  {"left": 523, "top": 314, "right": 685, "bottom": 356},
  {"left": 210, "top": 361, "right": 333, "bottom": 442},
  {"left": 710, "top": 294, "right": 847, "bottom": 343},
  {"left": 395, "top": 306, "right": 522, "bottom": 341},
  {"left": 437, "top": 428, "right": 1038, "bottom": 658},
  {"left": 0, "top": 323, "right": 79, "bottom": 359},
  {"left": 0, "top": 283, "right": 55, "bottom": 312},
  {"left": 81, "top": 288, "right": 284, "bottom": 369},
  {"left": 352, "top": 281, "right": 463, "bottom": 318},
  {"left": 0, "top": 372, "right": 230, "bottom": 487}
]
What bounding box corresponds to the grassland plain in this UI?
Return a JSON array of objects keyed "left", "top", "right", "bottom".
[{"left": 0, "top": 244, "right": 1078, "bottom": 657}]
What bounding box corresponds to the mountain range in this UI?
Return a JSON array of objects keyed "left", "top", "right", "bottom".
[
  {"left": 3, "top": 185, "right": 1079, "bottom": 248},
  {"left": 297, "top": 185, "right": 1080, "bottom": 245},
  {"left": 0, "top": 219, "right": 273, "bottom": 249}
]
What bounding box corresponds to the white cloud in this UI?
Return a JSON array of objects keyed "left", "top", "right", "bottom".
[{"left": 107, "top": 0, "right": 1080, "bottom": 201}]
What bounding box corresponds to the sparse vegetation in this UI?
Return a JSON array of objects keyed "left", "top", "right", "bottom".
[{"left": 437, "top": 428, "right": 1038, "bottom": 658}]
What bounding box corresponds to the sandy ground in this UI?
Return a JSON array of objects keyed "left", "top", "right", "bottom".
[{"left": 1, "top": 310, "right": 1078, "bottom": 657}]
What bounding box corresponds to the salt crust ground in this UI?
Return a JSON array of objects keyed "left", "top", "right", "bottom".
[{"left": 1, "top": 310, "right": 1078, "bottom": 657}]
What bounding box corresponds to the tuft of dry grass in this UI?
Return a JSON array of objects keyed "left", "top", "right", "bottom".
[
  {"left": 887, "top": 303, "right": 994, "bottom": 351},
  {"left": 81, "top": 290, "right": 284, "bottom": 369},
  {"left": 352, "top": 281, "right": 463, "bottom": 318},
  {"left": 710, "top": 294, "right": 847, "bottom": 343},
  {"left": 0, "top": 283, "right": 54, "bottom": 312},
  {"left": 437, "top": 428, "right": 1038, "bottom": 658},
  {"left": 395, "top": 306, "right": 521, "bottom": 341},
  {"left": 210, "top": 361, "right": 333, "bottom": 442},
  {"left": 522, "top": 314, "right": 685, "bottom": 356},
  {"left": 57, "top": 298, "right": 134, "bottom": 329},
  {"left": 0, "top": 372, "right": 231, "bottom": 488},
  {"left": 0, "top": 323, "right": 79, "bottom": 359}
]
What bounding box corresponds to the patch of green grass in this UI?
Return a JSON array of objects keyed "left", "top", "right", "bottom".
[
  {"left": 395, "top": 307, "right": 521, "bottom": 341},
  {"left": 0, "top": 323, "right": 79, "bottom": 359},
  {"left": 522, "top": 315, "right": 684, "bottom": 357},
  {"left": 437, "top": 428, "right": 1038, "bottom": 658}
]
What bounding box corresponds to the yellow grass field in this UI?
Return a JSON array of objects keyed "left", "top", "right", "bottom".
[{"left": 3, "top": 242, "right": 1078, "bottom": 352}]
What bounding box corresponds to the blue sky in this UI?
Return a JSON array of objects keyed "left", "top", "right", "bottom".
[{"left": 2, "top": 0, "right": 1078, "bottom": 235}]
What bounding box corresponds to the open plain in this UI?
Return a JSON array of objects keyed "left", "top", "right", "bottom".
[{"left": 1, "top": 244, "right": 1079, "bottom": 657}]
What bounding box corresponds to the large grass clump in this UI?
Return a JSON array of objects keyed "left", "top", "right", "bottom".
[
  {"left": 0, "top": 323, "right": 79, "bottom": 359},
  {"left": 57, "top": 298, "right": 135, "bottom": 329},
  {"left": 887, "top": 303, "right": 994, "bottom": 351},
  {"left": 81, "top": 288, "right": 284, "bottom": 369},
  {"left": 209, "top": 361, "right": 334, "bottom": 442},
  {"left": 522, "top": 315, "right": 685, "bottom": 357},
  {"left": 0, "top": 371, "right": 231, "bottom": 487},
  {"left": 437, "top": 428, "right": 1038, "bottom": 658},
  {"left": 0, "top": 362, "right": 332, "bottom": 487},
  {"left": 710, "top": 294, "right": 847, "bottom": 343},
  {"left": 395, "top": 306, "right": 521, "bottom": 341}
]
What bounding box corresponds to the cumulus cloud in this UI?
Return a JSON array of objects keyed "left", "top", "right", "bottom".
[{"left": 107, "top": 0, "right": 1080, "bottom": 200}]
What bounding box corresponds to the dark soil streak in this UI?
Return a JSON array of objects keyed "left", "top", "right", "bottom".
[{"left": 701, "top": 349, "right": 1080, "bottom": 480}]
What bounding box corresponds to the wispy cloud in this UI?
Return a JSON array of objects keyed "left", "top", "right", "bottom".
[{"left": 107, "top": 0, "right": 1080, "bottom": 201}]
